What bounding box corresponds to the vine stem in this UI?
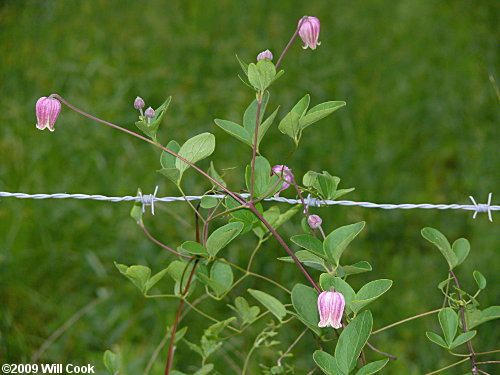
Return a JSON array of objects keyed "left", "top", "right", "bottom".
[
  {"left": 449, "top": 269, "right": 477, "bottom": 374},
  {"left": 250, "top": 91, "right": 262, "bottom": 201},
  {"left": 424, "top": 358, "right": 469, "bottom": 375},
  {"left": 277, "top": 328, "right": 307, "bottom": 366},
  {"left": 290, "top": 177, "right": 317, "bottom": 238},
  {"left": 371, "top": 308, "right": 441, "bottom": 335},
  {"left": 165, "top": 259, "right": 199, "bottom": 375},
  {"left": 276, "top": 16, "right": 308, "bottom": 69},
  {"left": 140, "top": 222, "right": 193, "bottom": 259}
]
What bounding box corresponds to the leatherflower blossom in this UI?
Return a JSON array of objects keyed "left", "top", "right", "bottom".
[
  {"left": 35, "top": 97, "right": 61, "bottom": 132},
  {"left": 308, "top": 214, "right": 323, "bottom": 229},
  {"left": 317, "top": 288, "right": 345, "bottom": 329},
  {"left": 298, "top": 16, "right": 321, "bottom": 50},
  {"left": 271, "top": 165, "right": 294, "bottom": 195},
  {"left": 257, "top": 49, "right": 273, "bottom": 61}
]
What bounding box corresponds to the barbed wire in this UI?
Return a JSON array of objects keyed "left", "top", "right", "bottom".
[{"left": 0, "top": 190, "right": 496, "bottom": 222}]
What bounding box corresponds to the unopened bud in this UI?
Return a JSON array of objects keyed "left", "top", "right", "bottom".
[
  {"left": 257, "top": 49, "right": 273, "bottom": 61},
  {"left": 134, "top": 96, "right": 145, "bottom": 110},
  {"left": 307, "top": 214, "right": 322, "bottom": 229},
  {"left": 144, "top": 106, "right": 155, "bottom": 123}
]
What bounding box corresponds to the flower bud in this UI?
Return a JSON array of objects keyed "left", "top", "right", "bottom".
[
  {"left": 307, "top": 214, "right": 322, "bottom": 229},
  {"left": 318, "top": 289, "right": 345, "bottom": 329},
  {"left": 35, "top": 96, "right": 61, "bottom": 132},
  {"left": 271, "top": 165, "right": 294, "bottom": 194},
  {"left": 134, "top": 96, "right": 145, "bottom": 110},
  {"left": 257, "top": 49, "right": 273, "bottom": 61},
  {"left": 298, "top": 16, "right": 321, "bottom": 50},
  {"left": 144, "top": 106, "right": 155, "bottom": 123}
]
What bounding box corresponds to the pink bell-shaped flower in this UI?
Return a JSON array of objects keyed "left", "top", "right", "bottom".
[
  {"left": 35, "top": 97, "right": 61, "bottom": 132},
  {"left": 308, "top": 214, "right": 323, "bottom": 229},
  {"left": 271, "top": 165, "right": 294, "bottom": 194},
  {"left": 257, "top": 49, "right": 273, "bottom": 61},
  {"left": 317, "top": 288, "right": 345, "bottom": 329},
  {"left": 298, "top": 16, "right": 321, "bottom": 50}
]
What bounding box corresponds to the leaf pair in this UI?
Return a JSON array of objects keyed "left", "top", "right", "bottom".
[
  {"left": 314, "top": 311, "right": 388, "bottom": 375},
  {"left": 426, "top": 308, "right": 476, "bottom": 350},
  {"left": 278, "top": 94, "right": 345, "bottom": 145},
  {"left": 115, "top": 262, "right": 168, "bottom": 295},
  {"left": 320, "top": 274, "right": 393, "bottom": 314},
  {"left": 303, "top": 171, "right": 354, "bottom": 201},
  {"left": 421, "top": 227, "right": 470, "bottom": 269},
  {"left": 214, "top": 91, "right": 279, "bottom": 152},
  {"left": 196, "top": 261, "right": 233, "bottom": 297},
  {"left": 158, "top": 133, "right": 216, "bottom": 184}
]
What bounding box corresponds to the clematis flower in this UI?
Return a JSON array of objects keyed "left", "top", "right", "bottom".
[
  {"left": 257, "top": 49, "right": 273, "bottom": 61},
  {"left": 134, "top": 96, "right": 145, "bottom": 116},
  {"left": 298, "top": 16, "right": 321, "bottom": 50},
  {"left": 271, "top": 165, "right": 294, "bottom": 195},
  {"left": 144, "top": 107, "right": 155, "bottom": 123},
  {"left": 318, "top": 288, "right": 345, "bottom": 328},
  {"left": 35, "top": 97, "right": 61, "bottom": 132},
  {"left": 308, "top": 214, "right": 323, "bottom": 229}
]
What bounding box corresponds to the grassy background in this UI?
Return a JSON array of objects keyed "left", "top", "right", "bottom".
[{"left": 0, "top": 0, "right": 498, "bottom": 373}]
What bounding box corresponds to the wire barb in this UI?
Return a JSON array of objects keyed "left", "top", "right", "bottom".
[
  {"left": 469, "top": 193, "right": 493, "bottom": 222},
  {"left": 138, "top": 185, "right": 159, "bottom": 215}
]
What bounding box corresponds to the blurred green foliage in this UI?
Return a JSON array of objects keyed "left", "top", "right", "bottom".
[{"left": 0, "top": 0, "right": 498, "bottom": 373}]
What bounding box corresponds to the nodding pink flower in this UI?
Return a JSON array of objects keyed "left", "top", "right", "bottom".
[
  {"left": 308, "top": 214, "right": 323, "bottom": 229},
  {"left": 318, "top": 288, "right": 345, "bottom": 329},
  {"left": 298, "top": 16, "right": 321, "bottom": 50},
  {"left": 35, "top": 97, "right": 61, "bottom": 132},
  {"left": 271, "top": 165, "right": 294, "bottom": 195},
  {"left": 144, "top": 106, "right": 155, "bottom": 123},
  {"left": 257, "top": 49, "right": 273, "bottom": 61}
]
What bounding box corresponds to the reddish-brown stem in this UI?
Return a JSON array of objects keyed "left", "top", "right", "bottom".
[
  {"left": 276, "top": 16, "right": 308, "bottom": 69},
  {"left": 365, "top": 342, "right": 397, "bottom": 360},
  {"left": 449, "top": 269, "right": 477, "bottom": 374},
  {"left": 165, "top": 259, "right": 199, "bottom": 375},
  {"left": 250, "top": 91, "right": 262, "bottom": 201},
  {"left": 141, "top": 223, "right": 192, "bottom": 259},
  {"left": 291, "top": 178, "right": 317, "bottom": 238},
  {"left": 248, "top": 203, "right": 321, "bottom": 293}
]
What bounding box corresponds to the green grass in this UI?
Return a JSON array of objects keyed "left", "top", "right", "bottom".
[{"left": 0, "top": 0, "right": 498, "bottom": 374}]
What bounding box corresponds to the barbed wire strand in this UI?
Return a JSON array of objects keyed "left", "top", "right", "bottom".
[{"left": 0, "top": 190, "right": 496, "bottom": 222}]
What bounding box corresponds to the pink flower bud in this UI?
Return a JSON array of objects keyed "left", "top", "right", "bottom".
[
  {"left": 144, "top": 107, "right": 155, "bottom": 123},
  {"left": 257, "top": 49, "right": 273, "bottom": 61},
  {"left": 271, "top": 165, "right": 294, "bottom": 194},
  {"left": 134, "top": 96, "right": 145, "bottom": 110},
  {"left": 318, "top": 289, "right": 345, "bottom": 329},
  {"left": 308, "top": 214, "right": 323, "bottom": 229},
  {"left": 35, "top": 97, "right": 61, "bottom": 132},
  {"left": 298, "top": 16, "right": 321, "bottom": 50}
]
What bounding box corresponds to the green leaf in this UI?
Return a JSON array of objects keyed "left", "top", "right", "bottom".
[
  {"left": 313, "top": 350, "right": 342, "bottom": 375},
  {"left": 290, "top": 234, "right": 326, "bottom": 259},
  {"left": 209, "top": 261, "right": 233, "bottom": 296},
  {"left": 450, "top": 331, "right": 476, "bottom": 349},
  {"left": 245, "top": 156, "right": 273, "bottom": 197},
  {"left": 278, "top": 94, "right": 310, "bottom": 143},
  {"left": 247, "top": 59, "right": 277, "bottom": 91},
  {"left": 426, "top": 331, "right": 448, "bottom": 348},
  {"left": 277, "top": 250, "right": 328, "bottom": 272},
  {"left": 439, "top": 307, "right": 458, "bottom": 346},
  {"left": 194, "top": 364, "right": 214, "bottom": 375},
  {"left": 208, "top": 161, "right": 226, "bottom": 188},
  {"left": 421, "top": 227, "right": 457, "bottom": 269},
  {"left": 335, "top": 310, "right": 373, "bottom": 373},
  {"left": 158, "top": 140, "right": 182, "bottom": 184},
  {"left": 135, "top": 96, "right": 172, "bottom": 141},
  {"left": 130, "top": 188, "right": 144, "bottom": 224},
  {"left": 355, "top": 359, "right": 389, "bottom": 375},
  {"left": 200, "top": 195, "right": 218, "bottom": 209},
  {"left": 323, "top": 222, "right": 365, "bottom": 265},
  {"left": 351, "top": 279, "right": 393, "bottom": 314},
  {"left": 292, "top": 284, "right": 320, "bottom": 334},
  {"left": 452, "top": 238, "right": 470, "bottom": 267},
  {"left": 225, "top": 196, "right": 258, "bottom": 233},
  {"left": 206, "top": 222, "right": 244, "bottom": 257},
  {"left": 473, "top": 270, "right": 486, "bottom": 289},
  {"left": 299, "top": 101, "right": 346, "bottom": 130},
  {"left": 258, "top": 106, "right": 280, "bottom": 148},
  {"left": 303, "top": 171, "right": 339, "bottom": 200},
  {"left": 176, "top": 132, "right": 216, "bottom": 175},
  {"left": 243, "top": 91, "right": 270, "bottom": 138},
  {"left": 248, "top": 289, "right": 286, "bottom": 321},
  {"left": 115, "top": 263, "right": 151, "bottom": 294},
  {"left": 340, "top": 261, "right": 372, "bottom": 277},
  {"left": 465, "top": 306, "right": 500, "bottom": 329},
  {"left": 229, "top": 296, "right": 260, "bottom": 326},
  {"left": 235, "top": 54, "right": 249, "bottom": 75},
  {"left": 213, "top": 119, "right": 252, "bottom": 146},
  {"left": 180, "top": 241, "right": 208, "bottom": 256},
  {"left": 145, "top": 268, "right": 169, "bottom": 293},
  {"left": 103, "top": 350, "right": 118, "bottom": 374}
]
